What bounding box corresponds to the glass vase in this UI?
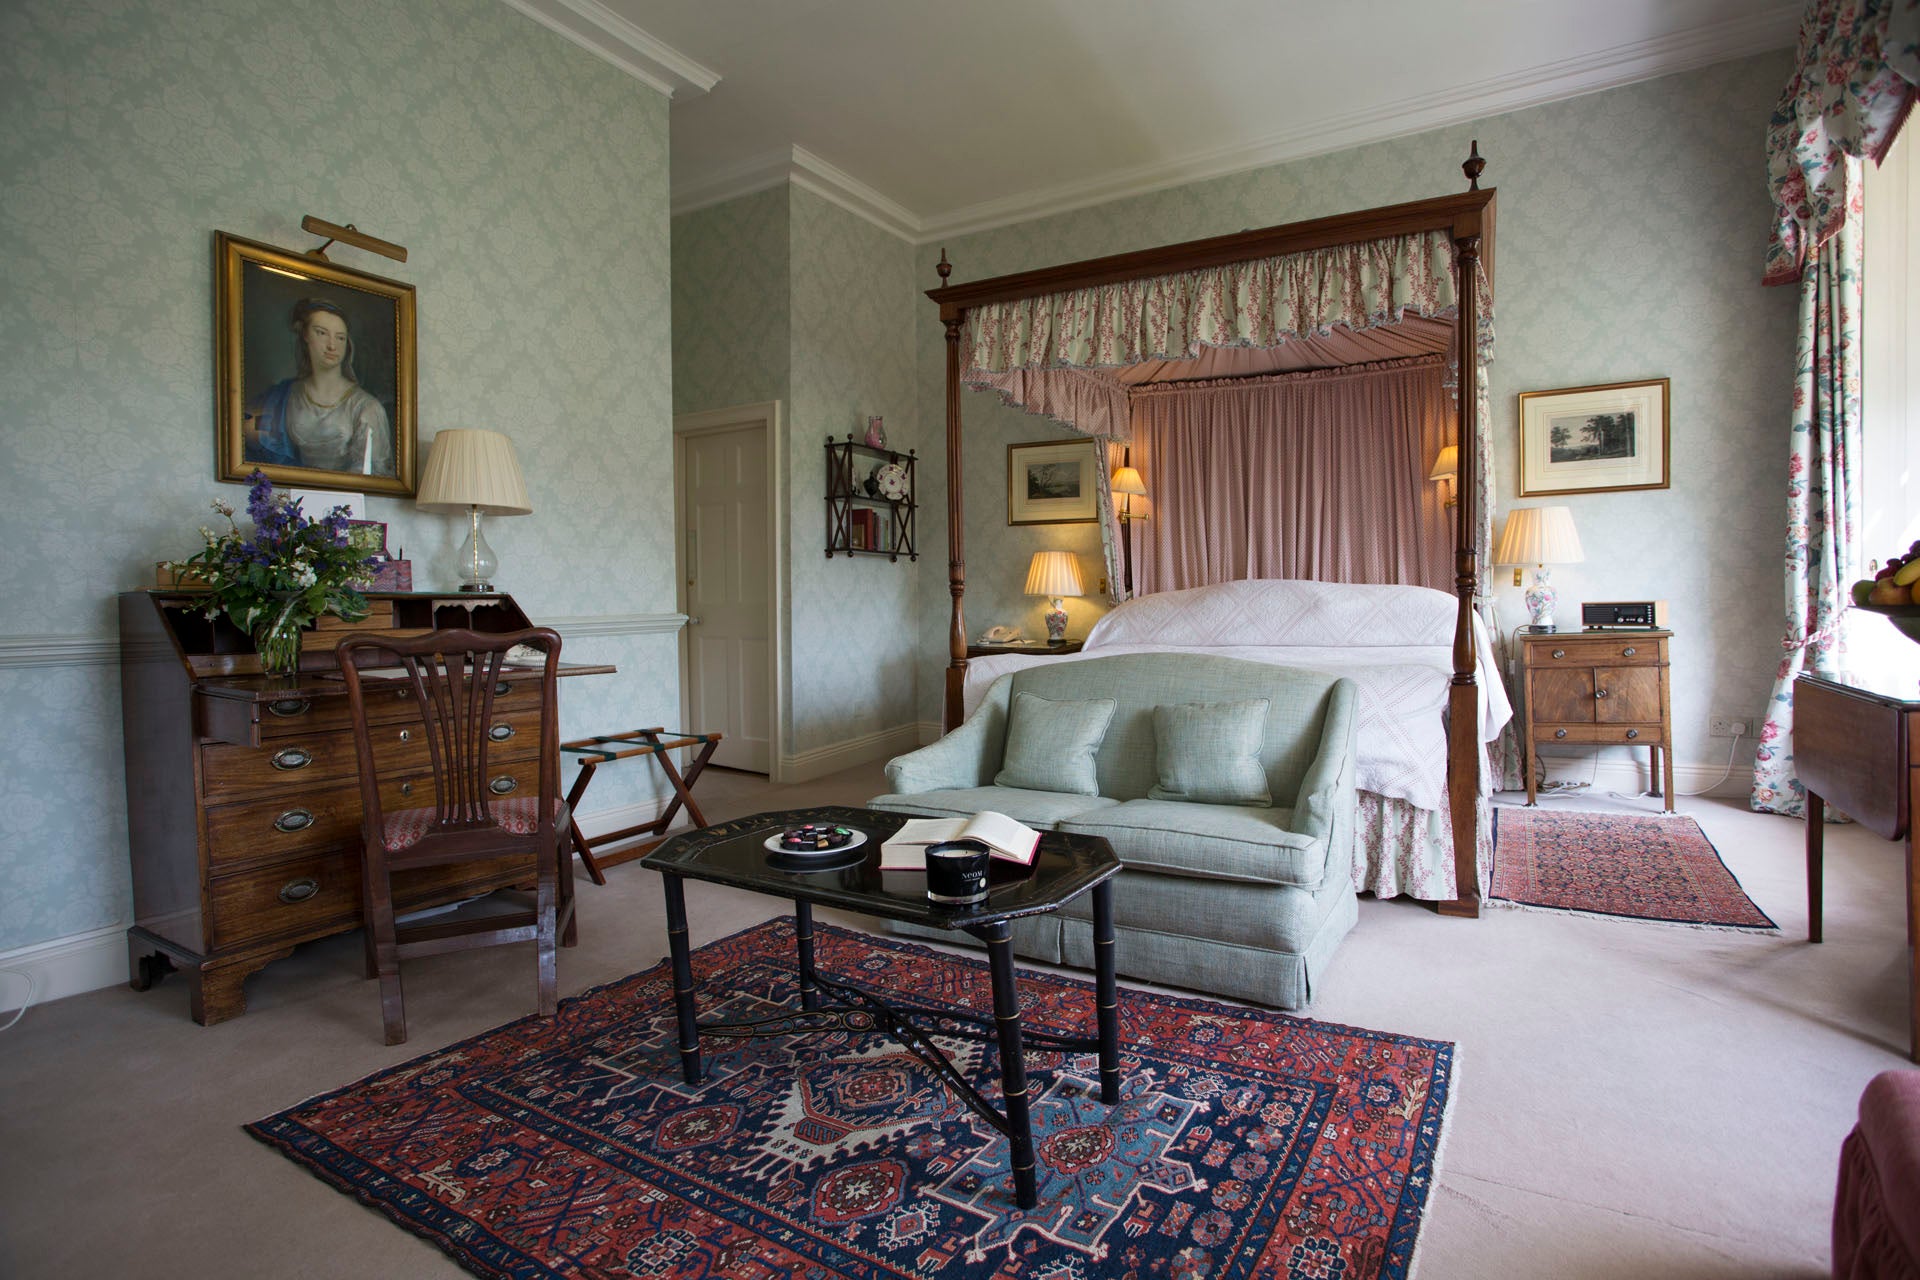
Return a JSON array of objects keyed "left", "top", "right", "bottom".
[{"left": 252, "top": 602, "right": 307, "bottom": 677}]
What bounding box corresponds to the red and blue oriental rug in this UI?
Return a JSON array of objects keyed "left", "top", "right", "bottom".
[
  {"left": 249, "top": 919, "right": 1455, "bottom": 1279},
  {"left": 1491, "top": 807, "right": 1776, "bottom": 930}
]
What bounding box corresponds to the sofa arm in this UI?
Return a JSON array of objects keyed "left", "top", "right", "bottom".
[
  {"left": 1288, "top": 678, "right": 1360, "bottom": 842},
  {"left": 884, "top": 678, "right": 1012, "bottom": 794}
]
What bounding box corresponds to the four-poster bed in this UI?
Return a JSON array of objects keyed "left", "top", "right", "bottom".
[{"left": 925, "top": 148, "right": 1497, "bottom": 916}]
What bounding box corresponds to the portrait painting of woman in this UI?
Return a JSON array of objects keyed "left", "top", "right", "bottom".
[{"left": 216, "top": 232, "right": 416, "bottom": 497}]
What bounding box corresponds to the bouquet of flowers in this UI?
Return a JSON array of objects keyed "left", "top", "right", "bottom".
[{"left": 165, "top": 471, "right": 378, "bottom": 673}]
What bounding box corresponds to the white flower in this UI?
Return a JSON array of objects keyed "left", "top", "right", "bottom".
[{"left": 293, "top": 566, "right": 317, "bottom": 588}]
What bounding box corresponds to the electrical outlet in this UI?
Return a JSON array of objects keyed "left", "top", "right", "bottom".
[{"left": 1709, "top": 715, "right": 1750, "bottom": 738}]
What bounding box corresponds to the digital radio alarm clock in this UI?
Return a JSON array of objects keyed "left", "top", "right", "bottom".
[{"left": 1582, "top": 600, "right": 1669, "bottom": 629}]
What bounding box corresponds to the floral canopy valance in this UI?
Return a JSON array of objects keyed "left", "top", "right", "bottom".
[
  {"left": 1764, "top": 0, "right": 1920, "bottom": 286},
  {"left": 959, "top": 229, "right": 1494, "bottom": 437}
]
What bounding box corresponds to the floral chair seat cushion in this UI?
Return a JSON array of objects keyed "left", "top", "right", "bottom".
[{"left": 382, "top": 797, "right": 567, "bottom": 851}]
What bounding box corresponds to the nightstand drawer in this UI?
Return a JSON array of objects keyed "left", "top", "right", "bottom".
[
  {"left": 1527, "top": 637, "right": 1663, "bottom": 665},
  {"left": 1537, "top": 723, "right": 1665, "bottom": 745}
]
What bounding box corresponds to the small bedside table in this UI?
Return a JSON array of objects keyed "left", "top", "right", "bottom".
[
  {"left": 967, "top": 639, "right": 1084, "bottom": 657},
  {"left": 1516, "top": 628, "right": 1673, "bottom": 811}
]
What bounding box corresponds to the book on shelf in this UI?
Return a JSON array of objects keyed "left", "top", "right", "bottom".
[{"left": 879, "top": 811, "right": 1041, "bottom": 870}]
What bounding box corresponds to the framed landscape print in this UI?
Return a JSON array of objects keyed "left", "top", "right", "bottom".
[
  {"left": 1517, "top": 377, "right": 1670, "bottom": 497},
  {"left": 1008, "top": 438, "right": 1100, "bottom": 525},
  {"left": 214, "top": 231, "right": 417, "bottom": 497}
]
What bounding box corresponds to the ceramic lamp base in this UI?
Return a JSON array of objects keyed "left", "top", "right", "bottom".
[
  {"left": 1524, "top": 567, "right": 1557, "bottom": 630},
  {"left": 1044, "top": 599, "right": 1068, "bottom": 644}
]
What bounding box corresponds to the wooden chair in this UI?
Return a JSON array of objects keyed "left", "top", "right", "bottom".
[{"left": 336, "top": 627, "right": 575, "bottom": 1045}]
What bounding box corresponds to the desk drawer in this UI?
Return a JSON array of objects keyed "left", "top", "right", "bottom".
[
  {"left": 205, "top": 760, "right": 545, "bottom": 868},
  {"left": 1537, "top": 723, "right": 1665, "bottom": 745},
  {"left": 208, "top": 845, "right": 537, "bottom": 951},
  {"left": 253, "top": 678, "right": 542, "bottom": 739},
  {"left": 202, "top": 708, "right": 543, "bottom": 801}
]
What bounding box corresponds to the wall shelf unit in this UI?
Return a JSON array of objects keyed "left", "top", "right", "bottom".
[{"left": 825, "top": 435, "right": 917, "bottom": 561}]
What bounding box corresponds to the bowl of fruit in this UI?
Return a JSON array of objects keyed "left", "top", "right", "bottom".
[{"left": 1851, "top": 547, "right": 1920, "bottom": 641}]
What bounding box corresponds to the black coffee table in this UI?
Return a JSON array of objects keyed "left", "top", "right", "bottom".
[{"left": 638, "top": 804, "right": 1122, "bottom": 1209}]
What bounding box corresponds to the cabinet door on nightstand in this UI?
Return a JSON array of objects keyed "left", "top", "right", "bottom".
[
  {"left": 1595, "top": 666, "right": 1662, "bottom": 723},
  {"left": 1531, "top": 667, "right": 1597, "bottom": 723}
]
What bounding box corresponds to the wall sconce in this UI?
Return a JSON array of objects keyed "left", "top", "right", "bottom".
[
  {"left": 1428, "top": 445, "right": 1458, "bottom": 508},
  {"left": 1111, "top": 454, "right": 1149, "bottom": 598}
]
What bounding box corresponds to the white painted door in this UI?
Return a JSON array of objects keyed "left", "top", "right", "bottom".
[{"left": 683, "top": 424, "right": 772, "bottom": 773}]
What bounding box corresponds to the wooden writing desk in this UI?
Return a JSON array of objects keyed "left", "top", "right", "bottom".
[{"left": 1794, "top": 671, "right": 1920, "bottom": 1061}]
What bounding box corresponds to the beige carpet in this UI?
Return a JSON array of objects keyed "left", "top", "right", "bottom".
[{"left": 0, "top": 764, "right": 1908, "bottom": 1278}]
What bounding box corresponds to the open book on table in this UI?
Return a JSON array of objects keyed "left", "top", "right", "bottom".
[{"left": 879, "top": 812, "right": 1041, "bottom": 870}]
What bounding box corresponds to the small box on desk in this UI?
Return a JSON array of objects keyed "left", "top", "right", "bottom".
[{"left": 368, "top": 560, "right": 412, "bottom": 591}]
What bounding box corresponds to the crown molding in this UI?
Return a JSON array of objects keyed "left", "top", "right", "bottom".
[
  {"left": 671, "top": 145, "right": 919, "bottom": 242},
  {"left": 916, "top": 4, "right": 1800, "bottom": 242},
  {"left": 499, "top": 0, "right": 718, "bottom": 100}
]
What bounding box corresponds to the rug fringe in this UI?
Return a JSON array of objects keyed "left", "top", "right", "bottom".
[
  {"left": 1483, "top": 895, "right": 1778, "bottom": 934},
  {"left": 1406, "top": 1043, "right": 1462, "bottom": 1280}
]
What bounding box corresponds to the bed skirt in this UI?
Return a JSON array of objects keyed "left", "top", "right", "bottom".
[{"left": 1355, "top": 790, "right": 1491, "bottom": 901}]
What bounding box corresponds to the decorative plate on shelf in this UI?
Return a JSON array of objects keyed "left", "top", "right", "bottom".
[{"left": 874, "top": 462, "right": 908, "bottom": 501}]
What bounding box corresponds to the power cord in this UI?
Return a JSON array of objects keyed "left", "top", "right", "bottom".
[
  {"left": 0, "top": 967, "right": 35, "bottom": 1031},
  {"left": 1675, "top": 731, "right": 1744, "bottom": 798}
]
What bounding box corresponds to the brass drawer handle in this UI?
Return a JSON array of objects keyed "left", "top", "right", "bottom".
[
  {"left": 1555, "top": 729, "right": 1568, "bottom": 739},
  {"left": 488, "top": 723, "right": 515, "bottom": 742},
  {"left": 270, "top": 746, "right": 311, "bottom": 771},
  {"left": 1551, "top": 649, "right": 1566, "bottom": 659},
  {"left": 1622, "top": 646, "right": 1638, "bottom": 657},
  {"left": 488, "top": 775, "right": 518, "bottom": 795},
  {"left": 273, "top": 808, "right": 314, "bottom": 834},
  {"left": 266, "top": 697, "right": 310, "bottom": 718},
  {"left": 278, "top": 877, "right": 319, "bottom": 904},
  {"left": 1626, "top": 729, "right": 1640, "bottom": 740}
]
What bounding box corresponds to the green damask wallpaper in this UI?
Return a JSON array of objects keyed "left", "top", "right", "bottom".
[
  {"left": 672, "top": 187, "right": 790, "bottom": 416},
  {"left": 915, "top": 53, "right": 1800, "bottom": 777},
  {"left": 0, "top": 0, "right": 677, "bottom": 955}
]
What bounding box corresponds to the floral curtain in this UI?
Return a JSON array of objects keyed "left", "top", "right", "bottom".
[
  {"left": 1753, "top": 174, "right": 1864, "bottom": 816},
  {"left": 1763, "top": 0, "right": 1920, "bottom": 287}
]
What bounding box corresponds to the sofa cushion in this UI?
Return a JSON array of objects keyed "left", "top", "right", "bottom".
[
  {"left": 1149, "top": 699, "right": 1272, "bottom": 806},
  {"left": 868, "top": 786, "right": 1121, "bottom": 828},
  {"left": 1060, "top": 799, "right": 1326, "bottom": 887},
  {"left": 994, "top": 691, "right": 1116, "bottom": 796}
]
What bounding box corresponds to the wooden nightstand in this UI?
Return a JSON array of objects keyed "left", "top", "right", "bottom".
[
  {"left": 966, "top": 639, "right": 1084, "bottom": 657},
  {"left": 1516, "top": 628, "right": 1673, "bottom": 811}
]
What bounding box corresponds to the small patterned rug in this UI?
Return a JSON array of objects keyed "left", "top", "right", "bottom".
[
  {"left": 249, "top": 918, "right": 1456, "bottom": 1280},
  {"left": 1491, "top": 807, "right": 1777, "bottom": 930}
]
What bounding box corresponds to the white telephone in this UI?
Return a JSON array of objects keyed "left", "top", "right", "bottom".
[{"left": 981, "top": 626, "right": 1022, "bottom": 644}]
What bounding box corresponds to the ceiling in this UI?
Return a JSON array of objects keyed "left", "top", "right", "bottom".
[{"left": 505, "top": 0, "right": 1802, "bottom": 242}]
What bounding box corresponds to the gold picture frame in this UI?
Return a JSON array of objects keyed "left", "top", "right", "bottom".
[
  {"left": 214, "top": 232, "right": 417, "bottom": 497},
  {"left": 1517, "top": 377, "right": 1670, "bottom": 497},
  {"left": 1008, "top": 438, "right": 1100, "bottom": 525}
]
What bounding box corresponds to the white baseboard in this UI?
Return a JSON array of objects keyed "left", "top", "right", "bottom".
[
  {"left": 780, "top": 723, "right": 924, "bottom": 783},
  {"left": 1531, "top": 752, "right": 1751, "bottom": 800},
  {"left": 917, "top": 720, "right": 945, "bottom": 746},
  {"left": 0, "top": 923, "right": 129, "bottom": 1015}
]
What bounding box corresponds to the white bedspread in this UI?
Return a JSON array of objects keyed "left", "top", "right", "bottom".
[{"left": 961, "top": 580, "right": 1511, "bottom": 812}]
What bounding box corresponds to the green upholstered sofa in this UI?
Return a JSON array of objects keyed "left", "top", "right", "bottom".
[{"left": 869, "top": 653, "right": 1360, "bottom": 1009}]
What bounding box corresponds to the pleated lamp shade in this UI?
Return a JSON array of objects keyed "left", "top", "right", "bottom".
[
  {"left": 1110, "top": 465, "right": 1147, "bottom": 497},
  {"left": 1025, "top": 550, "right": 1084, "bottom": 599},
  {"left": 416, "top": 430, "right": 532, "bottom": 515},
  {"left": 1427, "top": 445, "right": 1458, "bottom": 482},
  {"left": 1493, "top": 505, "right": 1585, "bottom": 566}
]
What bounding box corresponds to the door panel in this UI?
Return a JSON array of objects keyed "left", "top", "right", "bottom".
[
  {"left": 683, "top": 424, "right": 771, "bottom": 773},
  {"left": 1595, "top": 667, "right": 1661, "bottom": 723},
  {"left": 1530, "top": 667, "right": 1596, "bottom": 724}
]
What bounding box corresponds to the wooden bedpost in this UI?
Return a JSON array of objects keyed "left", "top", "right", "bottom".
[
  {"left": 938, "top": 250, "right": 969, "bottom": 731},
  {"left": 1438, "top": 174, "right": 1485, "bottom": 919}
]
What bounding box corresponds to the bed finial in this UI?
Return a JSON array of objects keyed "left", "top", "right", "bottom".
[
  {"left": 936, "top": 248, "right": 952, "bottom": 284},
  {"left": 1462, "top": 141, "right": 1485, "bottom": 191}
]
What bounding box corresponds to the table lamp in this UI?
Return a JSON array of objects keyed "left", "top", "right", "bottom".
[
  {"left": 415, "top": 429, "right": 532, "bottom": 593},
  {"left": 1493, "top": 505, "right": 1585, "bottom": 631},
  {"left": 1110, "top": 459, "right": 1149, "bottom": 597},
  {"left": 1025, "top": 550, "right": 1084, "bottom": 645},
  {"left": 1428, "top": 445, "right": 1459, "bottom": 508}
]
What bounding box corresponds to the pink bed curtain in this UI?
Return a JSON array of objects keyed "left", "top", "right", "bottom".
[{"left": 1128, "top": 356, "right": 1453, "bottom": 594}]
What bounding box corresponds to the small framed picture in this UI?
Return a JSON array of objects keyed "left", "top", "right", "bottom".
[
  {"left": 346, "top": 519, "right": 390, "bottom": 561},
  {"left": 1008, "top": 438, "right": 1100, "bottom": 525},
  {"left": 1518, "top": 378, "right": 1670, "bottom": 497}
]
